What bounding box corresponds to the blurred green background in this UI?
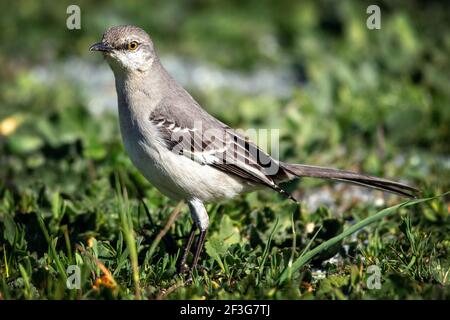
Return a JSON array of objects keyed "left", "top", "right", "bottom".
[{"left": 0, "top": 0, "right": 449, "bottom": 299}]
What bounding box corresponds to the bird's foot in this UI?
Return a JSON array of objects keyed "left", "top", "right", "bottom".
[
  {"left": 177, "top": 264, "right": 209, "bottom": 284},
  {"left": 177, "top": 263, "right": 190, "bottom": 275}
]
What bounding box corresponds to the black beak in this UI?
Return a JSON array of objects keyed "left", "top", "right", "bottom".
[{"left": 89, "top": 42, "right": 113, "bottom": 52}]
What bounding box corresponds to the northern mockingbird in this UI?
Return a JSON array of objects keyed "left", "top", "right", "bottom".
[{"left": 90, "top": 25, "right": 418, "bottom": 274}]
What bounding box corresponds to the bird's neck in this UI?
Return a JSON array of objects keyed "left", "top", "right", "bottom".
[
  {"left": 114, "top": 60, "right": 177, "bottom": 134},
  {"left": 114, "top": 58, "right": 173, "bottom": 115}
]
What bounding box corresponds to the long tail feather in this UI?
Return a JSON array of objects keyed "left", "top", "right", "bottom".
[{"left": 282, "top": 163, "right": 419, "bottom": 198}]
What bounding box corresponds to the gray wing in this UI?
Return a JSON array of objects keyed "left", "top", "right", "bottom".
[{"left": 149, "top": 101, "right": 294, "bottom": 199}]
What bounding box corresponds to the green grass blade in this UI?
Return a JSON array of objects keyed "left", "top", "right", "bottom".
[
  {"left": 115, "top": 177, "right": 141, "bottom": 299},
  {"left": 18, "top": 263, "right": 31, "bottom": 299},
  {"left": 258, "top": 216, "right": 279, "bottom": 284},
  {"left": 3, "top": 245, "right": 9, "bottom": 278},
  {"left": 37, "top": 214, "right": 67, "bottom": 282}
]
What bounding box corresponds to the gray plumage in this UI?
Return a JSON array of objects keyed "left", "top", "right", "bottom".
[{"left": 90, "top": 25, "right": 418, "bottom": 273}]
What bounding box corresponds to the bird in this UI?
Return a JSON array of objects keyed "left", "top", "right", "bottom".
[{"left": 89, "top": 25, "right": 418, "bottom": 274}]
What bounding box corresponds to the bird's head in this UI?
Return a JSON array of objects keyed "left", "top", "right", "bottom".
[{"left": 90, "top": 25, "right": 156, "bottom": 74}]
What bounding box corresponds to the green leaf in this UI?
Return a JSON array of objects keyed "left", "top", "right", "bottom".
[
  {"left": 205, "top": 215, "right": 241, "bottom": 270},
  {"left": 205, "top": 237, "right": 225, "bottom": 270},
  {"left": 8, "top": 134, "right": 43, "bottom": 154},
  {"left": 218, "top": 215, "right": 241, "bottom": 246},
  {"left": 3, "top": 213, "right": 16, "bottom": 245}
]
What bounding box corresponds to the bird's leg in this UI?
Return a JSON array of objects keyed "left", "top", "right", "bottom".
[
  {"left": 177, "top": 224, "right": 197, "bottom": 274},
  {"left": 191, "top": 229, "right": 207, "bottom": 271},
  {"left": 187, "top": 199, "right": 209, "bottom": 274}
]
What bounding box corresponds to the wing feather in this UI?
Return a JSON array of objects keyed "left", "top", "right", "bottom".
[{"left": 149, "top": 114, "right": 292, "bottom": 197}]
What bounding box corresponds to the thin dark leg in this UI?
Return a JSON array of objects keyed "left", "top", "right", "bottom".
[
  {"left": 191, "top": 230, "right": 207, "bottom": 271},
  {"left": 185, "top": 199, "right": 209, "bottom": 282},
  {"left": 177, "top": 224, "right": 197, "bottom": 274}
]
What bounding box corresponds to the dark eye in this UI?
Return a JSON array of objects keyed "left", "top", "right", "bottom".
[{"left": 127, "top": 41, "right": 139, "bottom": 51}]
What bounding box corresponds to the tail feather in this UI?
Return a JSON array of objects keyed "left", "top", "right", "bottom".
[{"left": 282, "top": 163, "right": 419, "bottom": 198}]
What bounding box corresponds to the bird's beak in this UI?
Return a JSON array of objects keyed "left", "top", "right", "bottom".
[{"left": 89, "top": 42, "right": 113, "bottom": 53}]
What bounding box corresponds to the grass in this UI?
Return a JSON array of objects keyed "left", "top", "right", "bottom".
[
  {"left": 278, "top": 194, "right": 448, "bottom": 284},
  {"left": 0, "top": 0, "right": 449, "bottom": 300},
  {"left": 0, "top": 141, "right": 448, "bottom": 299}
]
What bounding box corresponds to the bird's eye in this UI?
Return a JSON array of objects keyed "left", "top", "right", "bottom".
[{"left": 127, "top": 41, "right": 139, "bottom": 51}]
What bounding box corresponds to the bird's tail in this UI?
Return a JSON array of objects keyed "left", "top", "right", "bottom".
[{"left": 281, "top": 163, "right": 419, "bottom": 198}]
